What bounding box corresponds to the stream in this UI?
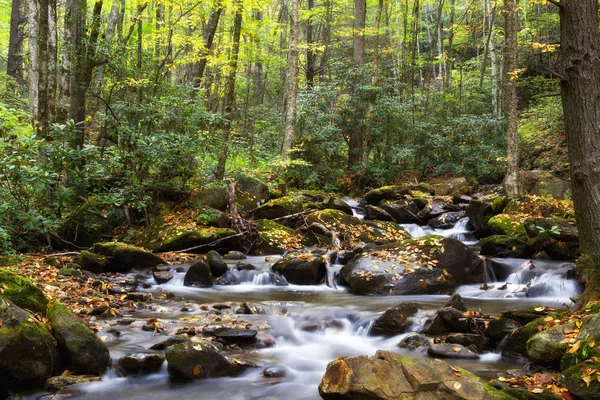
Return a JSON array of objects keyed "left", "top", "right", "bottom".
[{"left": 25, "top": 204, "right": 581, "bottom": 400}]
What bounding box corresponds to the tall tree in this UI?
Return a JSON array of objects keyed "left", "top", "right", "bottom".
[
  {"left": 195, "top": 1, "right": 223, "bottom": 87},
  {"left": 37, "top": 0, "right": 50, "bottom": 137},
  {"left": 503, "top": 0, "right": 520, "bottom": 198},
  {"left": 27, "top": 0, "right": 39, "bottom": 120},
  {"left": 555, "top": 0, "right": 600, "bottom": 301},
  {"left": 306, "top": 0, "right": 316, "bottom": 89},
  {"left": 7, "top": 0, "right": 25, "bottom": 85},
  {"left": 279, "top": 0, "right": 300, "bottom": 162},
  {"left": 214, "top": 0, "right": 243, "bottom": 180},
  {"left": 347, "top": 0, "right": 366, "bottom": 173}
]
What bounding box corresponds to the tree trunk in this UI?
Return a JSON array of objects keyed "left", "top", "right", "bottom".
[
  {"left": 279, "top": 0, "right": 300, "bottom": 162},
  {"left": 503, "top": 0, "right": 519, "bottom": 198},
  {"left": 37, "top": 0, "right": 50, "bottom": 137},
  {"left": 445, "top": 0, "right": 455, "bottom": 88},
  {"left": 48, "top": 0, "right": 57, "bottom": 121},
  {"left": 195, "top": 3, "right": 223, "bottom": 87},
  {"left": 558, "top": 0, "right": 600, "bottom": 301},
  {"left": 59, "top": 0, "right": 72, "bottom": 122},
  {"left": 69, "top": 0, "right": 87, "bottom": 147},
  {"left": 353, "top": 0, "right": 366, "bottom": 64},
  {"left": 306, "top": 0, "right": 315, "bottom": 89},
  {"left": 137, "top": 3, "right": 143, "bottom": 104},
  {"left": 27, "top": 0, "right": 39, "bottom": 120},
  {"left": 214, "top": 0, "right": 243, "bottom": 180},
  {"left": 7, "top": 0, "right": 25, "bottom": 85}
]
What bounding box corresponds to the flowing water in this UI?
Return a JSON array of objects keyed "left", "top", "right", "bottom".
[{"left": 24, "top": 203, "right": 581, "bottom": 400}]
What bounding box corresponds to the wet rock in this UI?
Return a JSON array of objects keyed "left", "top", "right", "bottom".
[
  {"left": 453, "top": 195, "right": 472, "bottom": 205},
  {"left": 422, "top": 307, "right": 482, "bottom": 335},
  {"left": 364, "top": 185, "right": 412, "bottom": 205},
  {"left": 44, "top": 375, "right": 102, "bottom": 391},
  {"left": 466, "top": 199, "right": 496, "bottom": 235},
  {"left": 364, "top": 205, "right": 395, "bottom": 222},
  {"left": 501, "top": 317, "right": 547, "bottom": 360},
  {"left": 519, "top": 170, "right": 571, "bottom": 199},
  {"left": 0, "top": 298, "right": 60, "bottom": 388},
  {"left": 150, "top": 334, "right": 190, "bottom": 350},
  {"left": 165, "top": 342, "right": 242, "bottom": 380},
  {"left": 235, "top": 302, "right": 265, "bottom": 315},
  {"left": 89, "top": 242, "right": 164, "bottom": 272},
  {"left": 445, "top": 294, "right": 467, "bottom": 312},
  {"left": 272, "top": 254, "right": 326, "bottom": 285},
  {"left": 418, "top": 199, "right": 459, "bottom": 221},
  {"left": 370, "top": 302, "right": 419, "bottom": 337},
  {"left": 428, "top": 343, "right": 480, "bottom": 359},
  {"left": 322, "top": 197, "right": 354, "bottom": 215},
  {"left": 235, "top": 262, "right": 256, "bottom": 271},
  {"left": 223, "top": 251, "right": 247, "bottom": 260},
  {"left": 445, "top": 334, "right": 490, "bottom": 351},
  {"left": 207, "top": 250, "right": 228, "bottom": 278},
  {"left": 480, "top": 235, "right": 535, "bottom": 259},
  {"left": 152, "top": 267, "right": 174, "bottom": 284},
  {"left": 119, "top": 353, "right": 165, "bottom": 371},
  {"left": 380, "top": 200, "right": 422, "bottom": 224},
  {"left": 184, "top": 258, "right": 213, "bottom": 287},
  {"left": 336, "top": 251, "right": 356, "bottom": 265},
  {"left": 126, "top": 292, "right": 149, "bottom": 302},
  {"left": 0, "top": 270, "right": 49, "bottom": 314},
  {"left": 340, "top": 237, "right": 483, "bottom": 296},
  {"left": 435, "top": 177, "right": 471, "bottom": 196},
  {"left": 526, "top": 322, "right": 574, "bottom": 369},
  {"left": 212, "top": 327, "right": 257, "bottom": 344},
  {"left": 397, "top": 334, "right": 432, "bottom": 350},
  {"left": 428, "top": 211, "right": 467, "bottom": 229},
  {"left": 263, "top": 366, "right": 286, "bottom": 378},
  {"left": 319, "top": 350, "right": 505, "bottom": 400},
  {"left": 486, "top": 318, "right": 520, "bottom": 344},
  {"left": 78, "top": 250, "right": 109, "bottom": 274},
  {"left": 47, "top": 301, "right": 110, "bottom": 375}
]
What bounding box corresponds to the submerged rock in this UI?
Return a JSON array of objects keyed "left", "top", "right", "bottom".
[
  {"left": 47, "top": 301, "right": 110, "bottom": 375},
  {"left": 165, "top": 342, "right": 242, "bottom": 380},
  {"left": 119, "top": 353, "right": 165, "bottom": 371},
  {"left": 370, "top": 302, "right": 419, "bottom": 337},
  {"left": 44, "top": 375, "right": 102, "bottom": 391},
  {"left": 397, "top": 334, "right": 432, "bottom": 350},
  {"left": 319, "top": 350, "right": 506, "bottom": 399},
  {"left": 211, "top": 327, "right": 257, "bottom": 344}
]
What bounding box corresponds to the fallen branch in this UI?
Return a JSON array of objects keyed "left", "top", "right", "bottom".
[
  {"left": 271, "top": 209, "right": 316, "bottom": 221},
  {"left": 158, "top": 232, "right": 246, "bottom": 255}
]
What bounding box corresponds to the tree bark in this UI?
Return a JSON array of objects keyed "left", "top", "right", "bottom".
[
  {"left": 214, "top": 0, "right": 243, "bottom": 180},
  {"left": 27, "top": 0, "right": 39, "bottom": 120},
  {"left": 503, "top": 0, "right": 520, "bottom": 198},
  {"left": 59, "top": 0, "right": 72, "bottom": 122},
  {"left": 558, "top": 0, "right": 600, "bottom": 301},
  {"left": 279, "top": 0, "right": 300, "bottom": 162},
  {"left": 7, "top": 0, "right": 25, "bottom": 85},
  {"left": 353, "top": 0, "right": 366, "bottom": 64},
  {"left": 306, "top": 0, "right": 315, "bottom": 89},
  {"left": 48, "top": 0, "right": 58, "bottom": 121},
  {"left": 37, "top": 0, "right": 50, "bottom": 138},
  {"left": 195, "top": 3, "right": 223, "bottom": 87}
]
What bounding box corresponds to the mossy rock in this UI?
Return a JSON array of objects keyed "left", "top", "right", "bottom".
[
  {"left": 196, "top": 206, "right": 231, "bottom": 228},
  {"left": 523, "top": 217, "right": 578, "bottom": 242},
  {"left": 190, "top": 186, "right": 229, "bottom": 211},
  {"left": 502, "top": 317, "right": 546, "bottom": 359},
  {"left": 142, "top": 214, "right": 236, "bottom": 253},
  {"left": 235, "top": 174, "right": 269, "bottom": 211},
  {"left": 491, "top": 196, "right": 509, "bottom": 214},
  {"left": 527, "top": 232, "right": 579, "bottom": 260},
  {"left": 560, "top": 338, "right": 600, "bottom": 371},
  {"left": 488, "top": 214, "right": 527, "bottom": 237},
  {"left": 253, "top": 195, "right": 304, "bottom": 220},
  {"left": 526, "top": 322, "right": 574, "bottom": 369},
  {"left": 0, "top": 297, "right": 60, "bottom": 388},
  {"left": 480, "top": 235, "right": 535, "bottom": 259},
  {"left": 78, "top": 250, "right": 108, "bottom": 273},
  {"left": 255, "top": 220, "right": 304, "bottom": 254},
  {"left": 0, "top": 269, "right": 49, "bottom": 314},
  {"left": 364, "top": 185, "right": 412, "bottom": 205},
  {"left": 560, "top": 360, "right": 600, "bottom": 400},
  {"left": 90, "top": 242, "right": 164, "bottom": 272},
  {"left": 63, "top": 196, "right": 125, "bottom": 248},
  {"left": 306, "top": 209, "right": 361, "bottom": 230},
  {"left": 361, "top": 221, "right": 410, "bottom": 244},
  {"left": 47, "top": 301, "right": 110, "bottom": 375}
]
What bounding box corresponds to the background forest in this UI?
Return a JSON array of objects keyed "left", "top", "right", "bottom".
[{"left": 0, "top": 0, "right": 566, "bottom": 254}]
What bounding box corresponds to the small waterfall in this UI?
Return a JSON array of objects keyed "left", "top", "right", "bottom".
[
  {"left": 342, "top": 198, "right": 365, "bottom": 220},
  {"left": 401, "top": 224, "right": 433, "bottom": 237},
  {"left": 355, "top": 319, "right": 375, "bottom": 337},
  {"left": 407, "top": 310, "right": 430, "bottom": 333}
]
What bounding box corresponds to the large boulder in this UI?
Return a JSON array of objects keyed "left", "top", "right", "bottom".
[
  {"left": 89, "top": 242, "right": 164, "bottom": 272},
  {"left": 370, "top": 302, "right": 419, "bottom": 336},
  {"left": 519, "top": 170, "right": 571, "bottom": 199},
  {"left": 526, "top": 322, "right": 574, "bottom": 369},
  {"left": 501, "top": 317, "right": 546, "bottom": 360},
  {"left": 272, "top": 253, "right": 326, "bottom": 285},
  {"left": 0, "top": 270, "right": 49, "bottom": 314},
  {"left": 235, "top": 175, "right": 269, "bottom": 211},
  {"left": 63, "top": 196, "right": 125, "bottom": 248},
  {"left": 319, "top": 350, "right": 507, "bottom": 400},
  {"left": 479, "top": 235, "right": 535, "bottom": 259},
  {"left": 78, "top": 250, "right": 109, "bottom": 273},
  {"left": 340, "top": 237, "right": 483, "bottom": 296},
  {"left": 195, "top": 207, "right": 231, "bottom": 229},
  {"left": 523, "top": 217, "right": 578, "bottom": 242},
  {"left": 487, "top": 214, "right": 527, "bottom": 237},
  {"left": 47, "top": 301, "right": 110, "bottom": 375},
  {"left": 427, "top": 343, "right": 480, "bottom": 360},
  {"left": 184, "top": 258, "right": 213, "bottom": 287},
  {"left": 435, "top": 177, "right": 471, "bottom": 196},
  {"left": 306, "top": 209, "right": 362, "bottom": 230},
  {"left": 380, "top": 200, "right": 422, "bottom": 224},
  {"left": 527, "top": 233, "right": 579, "bottom": 260},
  {"left": 0, "top": 297, "right": 60, "bottom": 389},
  {"left": 206, "top": 250, "right": 228, "bottom": 278},
  {"left": 364, "top": 205, "right": 395, "bottom": 222},
  {"left": 191, "top": 186, "right": 229, "bottom": 211},
  {"left": 255, "top": 219, "right": 305, "bottom": 254},
  {"left": 165, "top": 342, "right": 242, "bottom": 380},
  {"left": 364, "top": 185, "right": 412, "bottom": 205},
  {"left": 321, "top": 197, "right": 354, "bottom": 215},
  {"left": 466, "top": 199, "right": 496, "bottom": 235},
  {"left": 253, "top": 195, "right": 304, "bottom": 220}
]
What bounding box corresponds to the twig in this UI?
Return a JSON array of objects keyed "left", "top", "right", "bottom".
[
  {"left": 159, "top": 232, "right": 246, "bottom": 254},
  {"left": 271, "top": 209, "right": 317, "bottom": 221}
]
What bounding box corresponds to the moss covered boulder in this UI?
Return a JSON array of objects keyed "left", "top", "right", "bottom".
[
  {"left": 501, "top": 317, "right": 550, "bottom": 360},
  {"left": 235, "top": 174, "right": 269, "bottom": 211},
  {"left": 47, "top": 301, "right": 110, "bottom": 375},
  {"left": 560, "top": 360, "right": 600, "bottom": 400},
  {"left": 480, "top": 235, "right": 535, "bottom": 259},
  {"left": 364, "top": 185, "right": 412, "bottom": 205},
  {"left": 78, "top": 250, "right": 109, "bottom": 273},
  {"left": 519, "top": 170, "right": 571, "bottom": 199},
  {"left": 523, "top": 217, "right": 578, "bottom": 242},
  {"left": 190, "top": 186, "right": 229, "bottom": 211},
  {"left": 526, "top": 322, "right": 574, "bottom": 369},
  {"left": 63, "top": 196, "right": 125, "bottom": 248},
  {"left": 142, "top": 213, "right": 237, "bottom": 253},
  {"left": 361, "top": 220, "right": 411, "bottom": 244},
  {"left": 165, "top": 341, "right": 242, "bottom": 380},
  {"left": 435, "top": 177, "right": 471, "bottom": 196},
  {"left": 488, "top": 214, "right": 528, "bottom": 237},
  {"left": 0, "top": 297, "right": 60, "bottom": 388},
  {"left": 253, "top": 195, "right": 305, "bottom": 220},
  {"left": 319, "top": 350, "right": 509, "bottom": 400},
  {"left": 527, "top": 232, "right": 579, "bottom": 260},
  {"left": 306, "top": 209, "right": 361, "bottom": 230},
  {"left": 255, "top": 219, "right": 305, "bottom": 254},
  {"left": 89, "top": 242, "right": 164, "bottom": 272},
  {"left": 340, "top": 237, "right": 483, "bottom": 295},
  {"left": 196, "top": 206, "right": 231, "bottom": 228},
  {"left": 0, "top": 269, "right": 49, "bottom": 314}
]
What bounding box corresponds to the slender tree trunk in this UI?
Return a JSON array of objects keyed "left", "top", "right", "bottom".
[
  {"left": 27, "top": 0, "right": 39, "bottom": 120},
  {"left": 7, "top": 0, "right": 25, "bottom": 85},
  {"left": 95, "top": 4, "right": 119, "bottom": 87},
  {"left": 59, "top": 0, "right": 72, "bottom": 122},
  {"left": 279, "top": 0, "right": 300, "bottom": 162},
  {"left": 503, "top": 0, "right": 519, "bottom": 198},
  {"left": 306, "top": 0, "right": 315, "bottom": 89},
  {"left": 372, "top": 0, "right": 384, "bottom": 86},
  {"left": 558, "top": 0, "right": 600, "bottom": 301},
  {"left": 353, "top": 0, "right": 366, "bottom": 64},
  {"left": 48, "top": 0, "right": 57, "bottom": 121},
  {"left": 137, "top": 3, "right": 143, "bottom": 104},
  {"left": 69, "top": 0, "right": 87, "bottom": 146},
  {"left": 278, "top": 0, "right": 288, "bottom": 89},
  {"left": 446, "top": 0, "right": 455, "bottom": 88},
  {"left": 37, "top": 0, "right": 50, "bottom": 137},
  {"left": 214, "top": 0, "right": 243, "bottom": 180},
  {"left": 195, "top": 3, "right": 223, "bottom": 87},
  {"left": 253, "top": 11, "right": 265, "bottom": 102}
]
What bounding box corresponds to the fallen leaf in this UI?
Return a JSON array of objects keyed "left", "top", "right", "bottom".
[
  {"left": 453, "top": 347, "right": 462, "bottom": 352},
  {"left": 451, "top": 367, "right": 461, "bottom": 377},
  {"left": 582, "top": 375, "right": 592, "bottom": 387},
  {"left": 566, "top": 341, "right": 581, "bottom": 354},
  {"left": 193, "top": 364, "right": 202, "bottom": 376},
  {"left": 591, "top": 338, "right": 596, "bottom": 348},
  {"left": 530, "top": 388, "right": 544, "bottom": 394},
  {"left": 534, "top": 306, "right": 546, "bottom": 312},
  {"left": 453, "top": 382, "right": 462, "bottom": 390}
]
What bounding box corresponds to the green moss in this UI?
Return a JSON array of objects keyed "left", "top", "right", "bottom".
[
  {"left": 484, "top": 384, "right": 518, "bottom": 400},
  {"left": 561, "top": 339, "right": 600, "bottom": 371},
  {"left": 306, "top": 209, "right": 361, "bottom": 228},
  {"left": 491, "top": 196, "right": 509, "bottom": 214},
  {"left": 0, "top": 269, "right": 48, "bottom": 313},
  {"left": 255, "top": 219, "right": 302, "bottom": 254},
  {"left": 502, "top": 317, "right": 546, "bottom": 359},
  {"left": 560, "top": 361, "right": 600, "bottom": 399},
  {"left": 488, "top": 214, "right": 527, "bottom": 237},
  {"left": 253, "top": 195, "right": 304, "bottom": 220}
]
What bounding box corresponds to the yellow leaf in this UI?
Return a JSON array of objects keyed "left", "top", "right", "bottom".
[
  {"left": 591, "top": 338, "right": 596, "bottom": 348},
  {"left": 453, "top": 382, "right": 462, "bottom": 390},
  {"left": 61, "top": 370, "right": 72, "bottom": 376},
  {"left": 544, "top": 316, "right": 554, "bottom": 322},
  {"left": 440, "top": 247, "right": 445, "bottom": 254},
  {"left": 531, "top": 388, "right": 544, "bottom": 394},
  {"left": 583, "top": 375, "right": 592, "bottom": 387},
  {"left": 193, "top": 364, "right": 202, "bottom": 376},
  {"left": 566, "top": 341, "right": 581, "bottom": 354},
  {"left": 453, "top": 347, "right": 461, "bottom": 352},
  {"left": 534, "top": 306, "right": 545, "bottom": 312}
]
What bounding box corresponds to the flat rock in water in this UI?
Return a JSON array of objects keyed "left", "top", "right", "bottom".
[
  {"left": 427, "top": 343, "right": 480, "bottom": 359},
  {"left": 165, "top": 342, "right": 242, "bottom": 380},
  {"left": 44, "top": 375, "right": 102, "bottom": 391},
  {"left": 397, "top": 334, "right": 432, "bottom": 350},
  {"left": 212, "top": 327, "right": 257, "bottom": 343},
  {"left": 223, "top": 251, "right": 247, "bottom": 260},
  {"left": 119, "top": 353, "right": 165, "bottom": 371}
]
